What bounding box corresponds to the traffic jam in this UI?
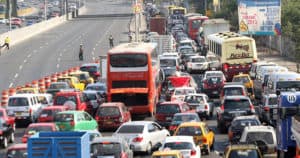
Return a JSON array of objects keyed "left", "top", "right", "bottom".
[{"left": 0, "top": 2, "right": 300, "bottom": 158}]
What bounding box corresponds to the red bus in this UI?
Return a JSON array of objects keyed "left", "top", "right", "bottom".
[
  {"left": 106, "top": 43, "right": 164, "bottom": 117},
  {"left": 184, "top": 13, "right": 208, "bottom": 40}
]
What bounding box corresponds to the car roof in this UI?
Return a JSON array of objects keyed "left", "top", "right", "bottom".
[
  {"left": 159, "top": 56, "right": 179, "bottom": 59},
  {"left": 122, "top": 121, "right": 154, "bottom": 126},
  {"left": 243, "top": 125, "right": 275, "bottom": 132},
  {"left": 160, "top": 101, "right": 185, "bottom": 105},
  {"left": 165, "top": 136, "right": 194, "bottom": 143},
  {"left": 100, "top": 102, "right": 124, "bottom": 107},
  {"left": 223, "top": 84, "right": 245, "bottom": 88},
  {"left": 91, "top": 136, "right": 125, "bottom": 144}
]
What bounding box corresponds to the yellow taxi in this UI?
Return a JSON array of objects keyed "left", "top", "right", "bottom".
[
  {"left": 173, "top": 122, "right": 214, "bottom": 155},
  {"left": 221, "top": 144, "right": 263, "bottom": 158},
  {"left": 69, "top": 71, "right": 94, "bottom": 85},
  {"left": 16, "top": 87, "right": 41, "bottom": 94},
  {"left": 57, "top": 76, "right": 85, "bottom": 91},
  {"left": 232, "top": 73, "right": 255, "bottom": 99},
  {"left": 152, "top": 150, "right": 183, "bottom": 158}
]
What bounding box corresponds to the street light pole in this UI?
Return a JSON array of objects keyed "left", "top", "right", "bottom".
[
  {"left": 135, "top": 0, "right": 138, "bottom": 42},
  {"left": 9, "top": 0, "right": 11, "bottom": 32},
  {"left": 44, "top": 0, "right": 47, "bottom": 20}
]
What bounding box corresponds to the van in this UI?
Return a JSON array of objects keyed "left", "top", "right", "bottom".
[
  {"left": 249, "top": 62, "right": 276, "bottom": 79},
  {"left": 6, "top": 94, "right": 44, "bottom": 123},
  {"left": 159, "top": 56, "right": 181, "bottom": 77},
  {"left": 265, "top": 72, "right": 300, "bottom": 95}
]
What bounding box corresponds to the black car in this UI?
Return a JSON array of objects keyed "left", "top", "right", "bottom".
[
  {"left": 0, "top": 119, "right": 14, "bottom": 148},
  {"left": 217, "top": 96, "right": 255, "bottom": 133},
  {"left": 46, "top": 82, "right": 72, "bottom": 97}
]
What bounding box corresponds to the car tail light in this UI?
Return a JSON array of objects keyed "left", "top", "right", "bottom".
[
  {"left": 220, "top": 104, "right": 224, "bottom": 113},
  {"left": 205, "top": 104, "right": 208, "bottom": 110},
  {"left": 120, "top": 152, "right": 128, "bottom": 158},
  {"left": 223, "top": 64, "right": 228, "bottom": 72},
  {"left": 70, "top": 121, "right": 75, "bottom": 126},
  {"left": 202, "top": 137, "right": 207, "bottom": 143},
  {"left": 264, "top": 106, "right": 270, "bottom": 111},
  {"left": 250, "top": 104, "right": 255, "bottom": 113},
  {"left": 29, "top": 108, "right": 32, "bottom": 115},
  {"left": 191, "top": 149, "right": 197, "bottom": 156},
  {"left": 228, "top": 131, "right": 233, "bottom": 140},
  {"left": 22, "top": 137, "right": 27, "bottom": 143},
  {"left": 169, "top": 125, "right": 177, "bottom": 131},
  {"left": 132, "top": 136, "right": 143, "bottom": 142}
]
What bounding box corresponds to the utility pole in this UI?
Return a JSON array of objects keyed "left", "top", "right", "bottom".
[
  {"left": 8, "top": 0, "right": 11, "bottom": 32},
  {"left": 135, "top": 0, "right": 138, "bottom": 42}
]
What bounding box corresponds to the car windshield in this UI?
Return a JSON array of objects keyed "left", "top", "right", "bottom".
[
  {"left": 233, "top": 77, "right": 250, "bottom": 83},
  {"left": 172, "top": 114, "right": 200, "bottom": 123},
  {"left": 176, "top": 126, "right": 202, "bottom": 136},
  {"left": 229, "top": 149, "right": 260, "bottom": 158},
  {"left": 164, "top": 142, "right": 193, "bottom": 150},
  {"left": 224, "top": 88, "right": 244, "bottom": 96},
  {"left": 86, "top": 85, "right": 106, "bottom": 91},
  {"left": 268, "top": 97, "right": 277, "bottom": 105},
  {"left": 160, "top": 59, "right": 177, "bottom": 67},
  {"left": 54, "top": 113, "right": 74, "bottom": 122},
  {"left": 117, "top": 125, "right": 144, "bottom": 133},
  {"left": 8, "top": 98, "right": 29, "bottom": 107},
  {"left": 80, "top": 66, "right": 97, "bottom": 72},
  {"left": 246, "top": 132, "right": 274, "bottom": 144},
  {"left": 232, "top": 119, "right": 260, "bottom": 128},
  {"left": 175, "top": 89, "right": 195, "bottom": 95},
  {"left": 191, "top": 58, "right": 205, "bottom": 62},
  {"left": 26, "top": 126, "right": 53, "bottom": 134},
  {"left": 6, "top": 149, "right": 27, "bottom": 158},
  {"left": 156, "top": 104, "right": 180, "bottom": 114},
  {"left": 49, "top": 83, "right": 67, "bottom": 89},
  {"left": 91, "top": 142, "right": 121, "bottom": 156},
  {"left": 184, "top": 95, "right": 205, "bottom": 104},
  {"left": 224, "top": 99, "right": 250, "bottom": 109},
  {"left": 54, "top": 96, "right": 77, "bottom": 105},
  {"left": 97, "top": 107, "right": 120, "bottom": 116}
]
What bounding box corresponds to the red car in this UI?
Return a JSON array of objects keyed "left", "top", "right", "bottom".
[
  {"left": 155, "top": 101, "right": 195, "bottom": 127},
  {"left": 0, "top": 107, "right": 15, "bottom": 131},
  {"left": 53, "top": 91, "right": 88, "bottom": 111},
  {"left": 5, "top": 143, "right": 27, "bottom": 158},
  {"left": 37, "top": 106, "right": 68, "bottom": 122},
  {"left": 22, "top": 123, "right": 58, "bottom": 143},
  {"left": 95, "top": 102, "right": 131, "bottom": 131}
]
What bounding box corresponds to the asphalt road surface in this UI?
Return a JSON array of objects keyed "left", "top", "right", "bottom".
[{"left": 0, "top": 0, "right": 227, "bottom": 157}]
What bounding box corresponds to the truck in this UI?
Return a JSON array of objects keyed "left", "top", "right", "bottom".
[
  {"left": 149, "top": 35, "right": 176, "bottom": 55},
  {"left": 149, "top": 16, "right": 167, "bottom": 35},
  {"left": 276, "top": 91, "right": 300, "bottom": 158},
  {"left": 197, "top": 18, "right": 230, "bottom": 47},
  {"left": 292, "top": 115, "right": 300, "bottom": 158},
  {"left": 27, "top": 131, "right": 90, "bottom": 158}
]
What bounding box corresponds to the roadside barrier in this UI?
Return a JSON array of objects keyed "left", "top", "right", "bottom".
[
  {"left": 8, "top": 88, "right": 16, "bottom": 96},
  {"left": 32, "top": 80, "right": 38, "bottom": 88},
  {"left": 38, "top": 79, "right": 46, "bottom": 93},
  {"left": 44, "top": 76, "right": 51, "bottom": 88},
  {"left": 1, "top": 90, "right": 8, "bottom": 106}
]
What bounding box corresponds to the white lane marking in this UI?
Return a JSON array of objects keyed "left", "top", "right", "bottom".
[
  {"left": 9, "top": 83, "right": 13, "bottom": 88},
  {"left": 19, "top": 65, "right": 23, "bottom": 70},
  {"left": 40, "top": 46, "right": 43, "bottom": 49},
  {"left": 27, "top": 54, "right": 32, "bottom": 58},
  {"left": 56, "top": 64, "right": 59, "bottom": 68},
  {"left": 14, "top": 73, "right": 18, "bottom": 78},
  {"left": 24, "top": 59, "right": 27, "bottom": 63},
  {"left": 92, "top": 57, "right": 95, "bottom": 61}
]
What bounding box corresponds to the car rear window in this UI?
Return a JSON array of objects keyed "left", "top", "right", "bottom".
[
  {"left": 224, "top": 87, "right": 244, "bottom": 96},
  {"left": 8, "top": 98, "right": 29, "bottom": 107},
  {"left": 232, "top": 119, "right": 260, "bottom": 128},
  {"left": 157, "top": 104, "right": 180, "bottom": 114},
  {"left": 224, "top": 99, "right": 250, "bottom": 109},
  {"left": 97, "top": 107, "right": 120, "bottom": 116},
  {"left": 245, "top": 132, "right": 274, "bottom": 144},
  {"left": 164, "top": 142, "right": 193, "bottom": 150},
  {"left": 229, "top": 149, "right": 260, "bottom": 158},
  {"left": 80, "top": 66, "right": 97, "bottom": 72},
  {"left": 54, "top": 113, "right": 74, "bottom": 122},
  {"left": 91, "top": 142, "right": 121, "bottom": 156},
  {"left": 54, "top": 96, "right": 77, "bottom": 105},
  {"left": 26, "top": 126, "right": 53, "bottom": 134},
  {"left": 176, "top": 126, "right": 202, "bottom": 136},
  {"left": 117, "top": 125, "right": 144, "bottom": 133},
  {"left": 40, "top": 109, "right": 61, "bottom": 117}
]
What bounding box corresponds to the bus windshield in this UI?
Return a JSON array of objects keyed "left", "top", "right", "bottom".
[
  {"left": 110, "top": 54, "right": 148, "bottom": 67},
  {"left": 276, "top": 81, "right": 300, "bottom": 91}
]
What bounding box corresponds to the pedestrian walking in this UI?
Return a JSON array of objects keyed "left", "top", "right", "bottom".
[
  {"left": 109, "top": 35, "right": 114, "bottom": 48},
  {"left": 2, "top": 36, "right": 10, "bottom": 50}
]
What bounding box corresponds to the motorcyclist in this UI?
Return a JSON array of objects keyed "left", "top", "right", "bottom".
[
  {"left": 109, "top": 35, "right": 114, "bottom": 48},
  {"left": 79, "top": 44, "right": 83, "bottom": 60}
]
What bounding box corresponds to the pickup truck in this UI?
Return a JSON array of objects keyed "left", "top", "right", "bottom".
[
  {"left": 57, "top": 76, "right": 85, "bottom": 91},
  {"left": 0, "top": 108, "right": 15, "bottom": 131}
]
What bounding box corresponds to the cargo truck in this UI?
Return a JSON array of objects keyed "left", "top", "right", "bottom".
[{"left": 149, "top": 16, "right": 167, "bottom": 35}]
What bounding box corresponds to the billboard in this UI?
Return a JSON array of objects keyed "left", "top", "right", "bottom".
[{"left": 237, "top": 0, "right": 281, "bottom": 36}]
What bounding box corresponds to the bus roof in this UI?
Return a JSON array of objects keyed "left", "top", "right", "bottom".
[
  {"left": 108, "top": 42, "right": 157, "bottom": 54},
  {"left": 207, "top": 32, "right": 254, "bottom": 44}
]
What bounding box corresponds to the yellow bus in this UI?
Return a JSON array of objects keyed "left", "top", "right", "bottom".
[
  {"left": 168, "top": 6, "right": 186, "bottom": 15},
  {"left": 207, "top": 32, "right": 257, "bottom": 81}
]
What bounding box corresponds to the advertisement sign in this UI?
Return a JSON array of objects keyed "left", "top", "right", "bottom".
[{"left": 237, "top": 0, "right": 281, "bottom": 35}]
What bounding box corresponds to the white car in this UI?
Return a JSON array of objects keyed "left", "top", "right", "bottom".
[
  {"left": 186, "top": 55, "right": 209, "bottom": 73},
  {"left": 160, "top": 136, "right": 201, "bottom": 158},
  {"left": 184, "top": 93, "right": 213, "bottom": 119},
  {"left": 178, "top": 39, "right": 197, "bottom": 52},
  {"left": 171, "top": 87, "right": 196, "bottom": 102},
  {"left": 112, "top": 121, "right": 170, "bottom": 154},
  {"left": 203, "top": 70, "right": 226, "bottom": 81}
]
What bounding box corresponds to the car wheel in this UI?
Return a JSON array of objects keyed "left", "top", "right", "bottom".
[
  {"left": 2, "top": 137, "right": 8, "bottom": 148},
  {"left": 145, "top": 142, "right": 152, "bottom": 155},
  {"left": 10, "top": 132, "right": 14, "bottom": 143}
]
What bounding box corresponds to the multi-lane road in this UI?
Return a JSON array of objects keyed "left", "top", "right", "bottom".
[{"left": 0, "top": 0, "right": 226, "bottom": 157}]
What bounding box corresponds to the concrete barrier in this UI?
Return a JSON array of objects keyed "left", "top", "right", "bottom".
[{"left": 0, "top": 6, "right": 87, "bottom": 47}]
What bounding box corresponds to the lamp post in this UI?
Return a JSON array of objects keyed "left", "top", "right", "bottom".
[
  {"left": 44, "top": 0, "right": 47, "bottom": 20},
  {"left": 8, "top": 0, "right": 11, "bottom": 32}
]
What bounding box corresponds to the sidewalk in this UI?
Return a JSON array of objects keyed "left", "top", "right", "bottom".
[{"left": 257, "top": 47, "right": 299, "bottom": 73}]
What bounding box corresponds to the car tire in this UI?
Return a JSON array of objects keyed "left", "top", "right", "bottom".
[
  {"left": 10, "top": 132, "right": 14, "bottom": 143},
  {"left": 145, "top": 142, "right": 152, "bottom": 155},
  {"left": 2, "top": 137, "right": 8, "bottom": 148}
]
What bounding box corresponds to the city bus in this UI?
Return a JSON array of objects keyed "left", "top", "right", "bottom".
[
  {"left": 106, "top": 42, "right": 164, "bottom": 117},
  {"left": 184, "top": 13, "right": 208, "bottom": 40},
  {"left": 207, "top": 32, "right": 258, "bottom": 81}
]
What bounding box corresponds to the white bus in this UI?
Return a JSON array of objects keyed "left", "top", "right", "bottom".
[{"left": 207, "top": 32, "right": 257, "bottom": 81}]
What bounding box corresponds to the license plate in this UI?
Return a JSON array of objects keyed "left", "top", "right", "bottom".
[
  {"left": 273, "top": 109, "right": 278, "bottom": 115},
  {"left": 16, "top": 112, "right": 22, "bottom": 116},
  {"left": 166, "top": 117, "right": 172, "bottom": 120},
  {"left": 41, "top": 114, "right": 48, "bottom": 117},
  {"left": 212, "top": 91, "right": 218, "bottom": 94},
  {"left": 59, "top": 125, "right": 65, "bottom": 129},
  {"left": 106, "top": 121, "right": 113, "bottom": 124}
]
